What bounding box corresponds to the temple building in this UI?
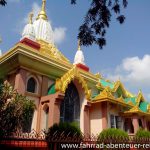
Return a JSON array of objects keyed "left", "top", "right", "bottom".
[{"left": 0, "top": 0, "right": 150, "bottom": 136}]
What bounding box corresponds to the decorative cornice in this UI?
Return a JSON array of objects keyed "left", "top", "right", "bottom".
[
  {"left": 147, "top": 104, "right": 150, "bottom": 113},
  {"left": 93, "top": 87, "right": 115, "bottom": 100},
  {"left": 55, "top": 66, "right": 91, "bottom": 99},
  {"left": 136, "top": 90, "right": 145, "bottom": 104}
]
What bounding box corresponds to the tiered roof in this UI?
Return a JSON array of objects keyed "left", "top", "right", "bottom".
[{"left": 93, "top": 78, "right": 150, "bottom": 115}]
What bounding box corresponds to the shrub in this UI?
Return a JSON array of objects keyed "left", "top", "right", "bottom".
[
  {"left": 45, "top": 122, "right": 82, "bottom": 149},
  {"left": 0, "top": 82, "right": 35, "bottom": 138},
  {"left": 135, "top": 128, "right": 150, "bottom": 139},
  {"left": 98, "top": 128, "right": 129, "bottom": 142}
]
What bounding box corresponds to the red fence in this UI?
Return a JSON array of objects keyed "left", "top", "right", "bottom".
[{"left": 0, "top": 130, "right": 150, "bottom": 150}]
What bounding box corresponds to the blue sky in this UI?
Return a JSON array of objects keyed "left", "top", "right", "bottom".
[{"left": 1, "top": 0, "right": 150, "bottom": 99}]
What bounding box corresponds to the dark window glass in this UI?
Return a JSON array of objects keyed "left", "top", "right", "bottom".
[
  {"left": 110, "top": 115, "right": 115, "bottom": 128},
  {"left": 60, "top": 82, "right": 80, "bottom": 126},
  {"left": 138, "top": 119, "right": 143, "bottom": 128},
  {"left": 110, "top": 115, "right": 122, "bottom": 129},
  {"left": 116, "top": 116, "right": 122, "bottom": 128},
  {"left": 27, "top": 78, "right": 36, "bottom": 93}
]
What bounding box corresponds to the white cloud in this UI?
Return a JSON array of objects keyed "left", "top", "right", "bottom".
[
  {"left": 106, "top": 55, "right": 150, "bottom": 85},
  {"left": 104, "top": 55, "right": 150, "bottom": 99},
  {"left": 53, "top": 27, "right": 67, "bottom": 44}
]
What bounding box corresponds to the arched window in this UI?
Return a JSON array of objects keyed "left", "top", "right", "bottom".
[
  {"left": 60, "top": 82, "right": 80, "bottom": 126},
  {"left": 27, "top": 77, "right": 37, "bottom": 93}
]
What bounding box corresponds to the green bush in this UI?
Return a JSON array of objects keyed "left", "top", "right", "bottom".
[
  {"left": 98, "top": 128, "right": 129, "bottom": 142},
  {"left": 135, "top": 128, "right": 150, "bottom": 139},
  {"left": 0, "top": 82, "right": 35, "bottom": 138},
  {"left": 45, "top": 122, "right": 82, "bottom": 149},
  {"left": 46, "top": 122, "right": 82, "bottom": 140}
]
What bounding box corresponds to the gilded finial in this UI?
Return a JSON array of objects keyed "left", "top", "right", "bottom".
[
  {"left": 37, "top": 0, "right": 47, "bottom": 20},
  {"left": 139, "top": 89, "right": 142, "bottom": 93},
  {"left": 95, "top": 72, "right": 101, "bottom": 79},
  {"left": 29, "top": 12, "right": 34, "bottom": 24},
  {"left": 0, "top": 37, "right": 2, "bottom": 44},
  {"left": 78, "top": 39, "right": 81, "bottom": 51}
]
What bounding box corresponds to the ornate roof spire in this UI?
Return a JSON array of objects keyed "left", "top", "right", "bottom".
[
  {"left": 78, "top": 39, "right": 81, "bottom": 51},
  {"left": 21, "top": 11, "right": 36, "bottom": 41},
  {"left": 37, "top": 0, "right": 48, "bottom": 20},
  {"left": 74, "top": 39, "right": 85, "bottom": 65},
  {"left": 0, "top": 36, "right": 2, "bottom": 57},
  {"left": 29, "top": 12, "right": 33, "bottom": 24}
]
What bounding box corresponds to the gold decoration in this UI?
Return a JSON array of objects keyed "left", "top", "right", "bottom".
[
  {"left": 136, "top": 90, "right": 145, "bottom": 104},
  {"left": 77, "top": 39, "right": 81, "bottom": 51},
  {"left": 112, "top": 80, "right": 129, "bottom": 98},
  {"left": 38, "top": 40, "right": 70, "bottom": 63},
  {"left": 126, "top": 90, "right": 135, "bottom": 97},
  {"left": 147, "top": 104, "right": 150, "bottom": 113},
  {"left": 0, "top": 36, "right": 2, "bottom": 43},
  {"left": 55, "top": 66, "right": 91, "bottom": 99},
  {"left": 106, "top": 79, "right": 111, "bottom": 82},
  {"left": 127, "top": 101, "right": 134, "bottom": 106},
  {"left": 94, "top": 87, "right": 115, "bottom": 100},
  {"left": 29, "top": 12, "right": 33, "bottom": 24},
  {"left": 126, "top": 105, "right": 140, "bottom": 113},
  {"left": 37, "top": 0, "right": 47, "bottom": 20},
  {"left": 95, "top": 72, "right": 101, "bottom": 79},
  {"left": 117, "top": 95, "right": 124, "bottom": 102}
]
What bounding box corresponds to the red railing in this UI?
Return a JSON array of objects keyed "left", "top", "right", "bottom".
[{"left": 0, "top": 130, "right": 150, "bottom": 150}]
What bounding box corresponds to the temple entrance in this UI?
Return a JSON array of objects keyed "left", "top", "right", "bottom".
[{"left": 60, "top": 82, "right": 80, "bottom": 125}]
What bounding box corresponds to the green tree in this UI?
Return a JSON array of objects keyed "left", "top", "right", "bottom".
[
  {"left": 0, "top": 0, "right": 6, "bottom": 6},
  {"left": 0, "top": 81, "right": 35, "bottom": 137},
  {"left": 71, "top": 0, "right": 128, "bottom": 49}
]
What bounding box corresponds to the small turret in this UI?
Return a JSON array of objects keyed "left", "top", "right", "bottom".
[
  {"left": 74, "top": 39, "right": 85, "bottom": 65},
  {"left": 74, "top": 39, "right": 89, "bottom": 72},
  {"left": 33, "top": 0, "right": 54, "bottom": 44},
  {"left": 21, "top": 12, "right": 36, "bottom": 41}
]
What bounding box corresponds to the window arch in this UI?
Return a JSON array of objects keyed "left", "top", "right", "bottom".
[
  {"left": 60, "top": 82, "right": 80, "bottom": 126},
  {"left": 27, "top": 77, "right": 37, "bottom": 93}
]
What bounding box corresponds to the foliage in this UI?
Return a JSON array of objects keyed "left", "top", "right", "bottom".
[
  {"left": 71, "top": 0, "right": 128, "bottom": 49},
  {"left": 98, "top": 128, "right": 129, "bottom": 142},
  {"left": 45, "top": 122, "right": 82, "bottom": 149},
  {"left": 46, "top": 122, "right": 82, "bottom": 140},
  {"left": 135, "top": 128, "right": 150, "bottom": 139},
  {"left": 0, "top": 82, "right": 35, "bottom": 137},
  {"left": 0, "top": 0, "right": 7, "bottom": 6}
]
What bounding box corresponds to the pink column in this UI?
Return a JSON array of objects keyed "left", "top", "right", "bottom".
[
  {"left": 84, "top": 102, "right": 91, "bottom": 136},
  {"left": 53, "top": 96, "right": 63, "bottom": 125},
  {"left": 142, "top": 117, "right": 148, "bottom": 130},
  {"left": 40, "top": 92, "right": 64, "bottom": 129},
  {"left": 14, "top": 69, "right": 27, "bottom": 95},
  {"left": 41, "top": 76, "right": 49, "bottom": 96},
  {"left": 132, "top": 116, "right": 139, "bottom": 134},
  {"left": 101, "top": 102, "right": 108, "bottom": 129}
]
